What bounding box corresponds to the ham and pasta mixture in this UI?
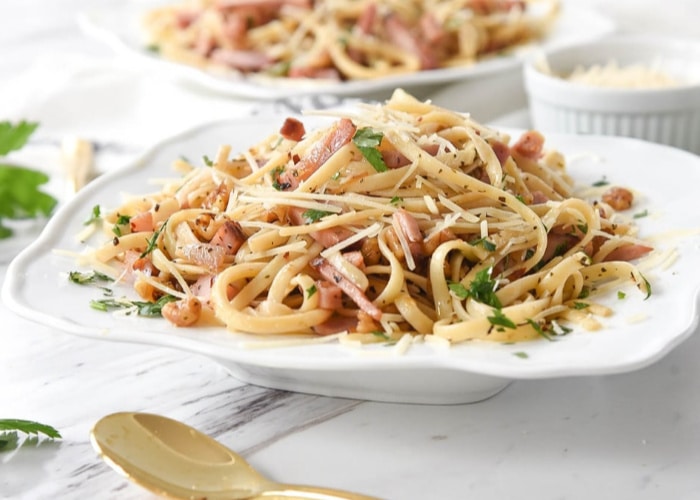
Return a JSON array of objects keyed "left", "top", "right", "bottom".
[
  {"left": 75, "top": 90, "right": 652, "bottom": 344},
  {"left": 142, "top": 0, "right": 559, "bottom": 81}
]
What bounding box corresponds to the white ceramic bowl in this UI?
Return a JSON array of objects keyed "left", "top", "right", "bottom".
[{"left": 523, "top": 35, "right": 700, "bottom": 154}]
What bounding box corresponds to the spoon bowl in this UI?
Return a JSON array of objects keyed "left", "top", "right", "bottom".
[{"left": 91, "top": 412, "right": 377, "bottom": 500}]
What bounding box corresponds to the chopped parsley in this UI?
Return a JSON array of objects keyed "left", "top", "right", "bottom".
[
  {"left": 464, "top": 267, "right": 502, "bottom": 308},
  {"left": 513, "top": 351, "right": 529, "bottom": 359},
  {"left": 469, "top": 237, "right": 497, "bottom": 252},
  {"left": 202, "top": 155, "right": 214, "bottom": 167},
  {"left": 140, "top": 219, "right": 168, "bottom": 258},
  {"left": 112, "top": 214, "right": 131, "bottom": 237},
  {"left": 271, "top": 165, "right": 289, "bottom": 191},
  {"left": 592, "top": 176, "right": 609, "bottom": 187},
  {"left": 306, "top": 284, "right": 317, "bottom": 298},
  {"left": 352, "top": 128, "right": 388, "bottom": 173},
  {"left": 84, "top": 204, "right": 102, "bottom": 226},
  {"left": 572, "top": 301, "right": 590, "bottom": 310},
  {"left": 488, "top": 309, "right": 516, "bottom": 330},
  {"left": 302, "top": 209, "right": 333, "bottom": 223},
  {"left": 633, "top": 209, "right": 649, "bottom": 219},
  {"left": 90, "top": 295, "right": 178, "bottom": 317},
  {"left": 617, "top": 290, "right": 626, "bottom": 299},
  {"left": 68, "top": 270, "right": 113, "bottom": 285},
  {"left": 390, "top": 196, "right": 403, "bottom": 206},
  {"left": 526, "top": 318, "right": 554, "bottom": 341}
]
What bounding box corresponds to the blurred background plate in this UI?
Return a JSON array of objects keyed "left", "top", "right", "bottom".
[{"left": 78, "top": 0, "right": 615, "bottom": 101}]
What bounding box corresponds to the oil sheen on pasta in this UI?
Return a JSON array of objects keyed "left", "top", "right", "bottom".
[
  {"left": 142, "top": 0, "right": 560, "bottom": 81},
  {"left": 82, "top": 90, "right": 652, "bottom": 344}
]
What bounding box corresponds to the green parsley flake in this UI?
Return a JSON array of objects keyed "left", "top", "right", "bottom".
[
  {"left": 488, "top": 309, "right": 516, "bottom": 330},
  {"left": 140, "top": 219, "right": 168, "bottom": 258},
  {"left": 352, "top": 128, "right": 388, "bottom": 173},
  {"left": 84, "top": 205, "right": 102, "bottom": 226},
  {"left": 302, "top": 209, "right": 333, "bottom": 223},
  {"left": 68, "top": 270, "right": 113, "bottom": 285}
]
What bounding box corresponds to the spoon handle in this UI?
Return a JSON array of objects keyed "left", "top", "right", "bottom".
[{"left": 251, "top": 484, "right": 381, "bottom": 499}]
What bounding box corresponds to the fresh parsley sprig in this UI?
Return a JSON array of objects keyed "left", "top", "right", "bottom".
[
  {"left": 0, "top": 121, "right": 58, "bottom": 239},
  {"left": 0, "top": 419, "right": 61, "bottom": 451}
]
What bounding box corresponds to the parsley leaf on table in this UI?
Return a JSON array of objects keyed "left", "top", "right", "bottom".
[
  {"left": 0, "top": 419, "right": 62, "bottom": 451},
  {"left": 0, "top": 121, "right": 58, "bottom": 239},
  {"left": 0, "top": 120, "right": 38, "bottom": 155}
]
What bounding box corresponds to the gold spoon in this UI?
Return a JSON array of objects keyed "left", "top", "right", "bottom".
[{"left": 91, "top": 412, "right": 380, "bottom": 500}]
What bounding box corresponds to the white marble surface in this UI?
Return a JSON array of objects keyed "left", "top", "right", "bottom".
[{"left": 2, "top": 1, "right": 700, "bottom": 499}]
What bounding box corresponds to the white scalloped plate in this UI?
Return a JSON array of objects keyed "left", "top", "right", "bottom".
[
  {"left": 3, "top": 116, "right": 700, "bottom": 404},
  {"left": 78, "top": 0, "right": 614, "bottom": 99}
]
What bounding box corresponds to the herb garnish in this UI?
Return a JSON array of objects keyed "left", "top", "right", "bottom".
[
  {"left": 469, "top": 236, "right": 497, "bottom": 252},
  {"left": 306, "top": 284, "right": 317, "bottom": 298},
  {"left": 84, "top": 205, "right": 102, "bottom": 226},
  {"left": 352, "top": 128, "right": 388, "bottom": 173},
  {"left": 0, "top": 121, "right": 58, "bottom": 239},
  {"left": 592, "top": 176, "right": 609, "bottom": 187},
  {"left": 90, "top": 295, "right": 177, "bottom": 317},
  {"left": 302, "top": 209, "right": 333, "bottom": 223},
  {"left": 488, "top": 309, "right": 516, "bottom": 330},
  {"left": 525, "top": 318, "right": 554, "bottom": 341},
  {"left": 202, "top": 155, "right": 214, "bottom": 167},
  {"left": 0, "top": 120, "right": 38, "bottom": 155},
  {"left": 471, "top": 268, "right": 500, "bottom": 307},
  {"left": 0, "top": 419, "right": 61, "bottom": 451},
  {"left": 633, "top": 209, "right": 649, "bottom": 219},
  {"left": 140, "top": 219, "right": 168, "bottom": 258},
  {"left": 112, "top": 214, "right": 131, "bottom": 237},
  {"left": 68, "top": 270, "right": 113, "bottom": 285}
]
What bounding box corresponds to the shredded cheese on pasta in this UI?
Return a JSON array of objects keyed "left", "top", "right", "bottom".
[{"left": 77, "top": 89, "right": 654, "bottom": 344}]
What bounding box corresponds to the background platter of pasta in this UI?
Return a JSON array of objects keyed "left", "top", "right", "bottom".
[
  {"left": 5, "top": 91, "right": 700, "bottom": 403},
  {"left": 63, "top": 90, "right": 659, "bottom": 346},
  {"left": 78, "top": 0, "right": 614, "bottom": 98}
]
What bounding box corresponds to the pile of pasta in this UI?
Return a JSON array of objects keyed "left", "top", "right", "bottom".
[
  {"left": 142, "top": 0, "right": 560, "bottom": 81},
  {"left": 84, "top": 90, "right": 652, "bottom": 344}
]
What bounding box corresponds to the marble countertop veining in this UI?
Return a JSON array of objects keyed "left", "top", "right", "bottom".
[{"left": 2, "top": 1, "right": 700, "bottom": 499}]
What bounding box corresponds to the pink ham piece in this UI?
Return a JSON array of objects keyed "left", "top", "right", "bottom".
[
  {"left": 277, "top": 118, "right": 356, "bottom": 190},
  {"left": 315, "top": 281, "right": 343, "bottom": 310},
  {"left": 313, "top": 314, "right": 359, "bottom": 336},
  {"left": 393, "top": 209, "right": 424, "bottom": 262},
  {"left": 286, "top": 206, "right": 355, "bottom": 248},
  {"left": 311, "top": 257, "right": 382, "bottom": 321},
  {"left": 384, "top": 14, "right": 438, "bottom": 70},
  {"left": 512, "top": 130, "right": 545, "bottom": 160},
  {"left": 129, "top": 211, "right": 154, "bottom": 233},
  {"left": 210, "top": 48, "right": 273, "bottom": 72},
  {"left": 603, "top": 244, "right": 653, "bottom": 262},
  {"left": 210, "top": 220, "right": 247, "bottom": 255}
]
